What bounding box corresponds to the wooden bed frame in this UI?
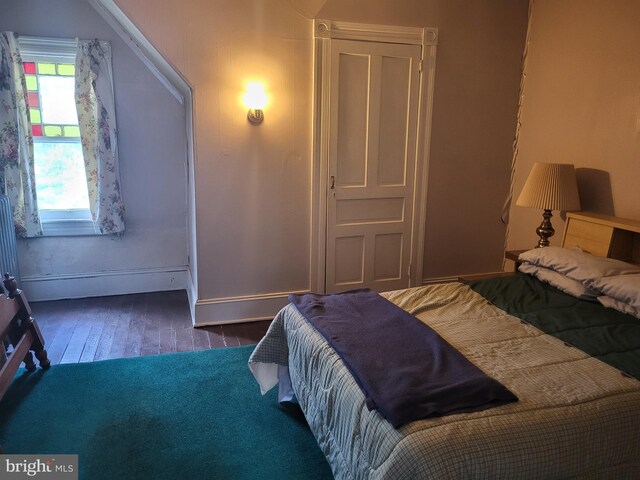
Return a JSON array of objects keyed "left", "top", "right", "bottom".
[
  {"left": 562, "top": 211, "right": 640, "bottom": 265},
  {"left": 507, "top": 212, "right": 640, "bottom": 273},
  {"left": 0, "top": 273, "right": 50, "bottom": 401}
]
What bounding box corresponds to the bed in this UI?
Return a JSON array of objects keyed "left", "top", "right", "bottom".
[{"left": 249, "top": 212, "right": 640, "bottom": 479}]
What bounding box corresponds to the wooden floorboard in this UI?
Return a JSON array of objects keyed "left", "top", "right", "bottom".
[
  {"left": 159, "top": 326, "right": 176, "bottom": 354},
  {"left": 205, "top": 325, "right": 225, "bottom": 349},
  {"left": 140, "top": 293, "right": 161, "bottom": 357},
  {"left": 105, "top": 295, "right": 133, "bottom": 360},
  {"left": 28, "top": 290, "right": 271, "bottom": 366}
]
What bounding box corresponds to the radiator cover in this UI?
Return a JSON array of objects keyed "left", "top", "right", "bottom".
[{"left": 0, "top": 195, "right": 20, "bottom": 284}]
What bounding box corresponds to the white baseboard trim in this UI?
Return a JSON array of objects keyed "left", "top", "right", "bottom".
[
  {"left": 186, "top": 268, "right": 197, "bottom": 326},
  {"left": 194, "top": 289, "right": 310, "bottom": 326},
  {"left": 421, "top": 276, "right": 460, "bottom": 285},
  {"left": 195, "top": 279, "right": 475, "bottom": 326},
  {"left": 421, "top": 272, "right": 510, "bottom": 285},
  {"left": 21, "top": 266, "right": 189, "bottom": 301}
]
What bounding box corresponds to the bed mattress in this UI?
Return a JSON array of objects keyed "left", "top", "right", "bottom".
[{"left": 249, "top": 281, "right": 640, "bottom": 479}]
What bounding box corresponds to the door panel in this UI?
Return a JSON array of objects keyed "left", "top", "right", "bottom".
[
  {"left": 378, "top": 55, "right": 411, "bottom": 187},
  {"left": 374, "top": 233, "right": 403, "bottom": 281},
  {"left": 335, "top": 198, "right": 404, "bottom": 225},
  {"left": 334, "top": 235, "right": 365, "bottom": 286},
  {"left": 326, "top": 40, "right": 421, "bottom": 293},
  {"left": 336, "top": 53, "right": 369, "bottom": 187}
]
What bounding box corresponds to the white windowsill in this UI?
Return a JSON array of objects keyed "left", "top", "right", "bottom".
[{"left": 40, "top": 210, "right": 97, "bottom": 237}]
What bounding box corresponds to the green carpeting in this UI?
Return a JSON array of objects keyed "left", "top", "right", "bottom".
[{"left": 0, "top": 346, "right": 333, "bottom": 480}]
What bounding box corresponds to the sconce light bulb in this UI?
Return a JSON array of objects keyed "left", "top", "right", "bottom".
[
  {"left": 244, "top": 82, "right": 267, "bottom": 125},
  {"left": 243, "top": 82, "right": 268, "bottom": 110}
]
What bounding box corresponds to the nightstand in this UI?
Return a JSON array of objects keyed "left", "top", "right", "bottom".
[{"left": 505, "top": 249, "right": 528, "bottom": 272}]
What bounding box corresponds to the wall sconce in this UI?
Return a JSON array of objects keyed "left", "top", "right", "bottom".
[{"left": 243, "top": 82, "right": 267, "bottom": 125}]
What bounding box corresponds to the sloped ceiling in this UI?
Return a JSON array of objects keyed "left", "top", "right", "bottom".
[{"left": 283, "top": 0, "right": 328, "bottom": 18}]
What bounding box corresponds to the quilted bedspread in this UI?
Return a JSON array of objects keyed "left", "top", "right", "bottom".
[{"left": 249, "top": 282, "right": 640, "bottom": 479}]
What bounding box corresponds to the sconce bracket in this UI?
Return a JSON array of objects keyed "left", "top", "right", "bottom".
[{"left": 247, "top": 109, "right": 264, "bottom": 125}]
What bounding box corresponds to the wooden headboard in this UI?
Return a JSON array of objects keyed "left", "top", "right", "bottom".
[{"left": 562, "top": 212, "right": 640, "bottom": 265}]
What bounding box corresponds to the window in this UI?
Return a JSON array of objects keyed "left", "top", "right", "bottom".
[{"left": 20, "top": 37, "right": 94, "bottom": 236}]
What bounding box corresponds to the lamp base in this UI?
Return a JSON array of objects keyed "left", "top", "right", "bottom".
[{"left": 535, "top": 209, "right": 554, "bottom": 248}]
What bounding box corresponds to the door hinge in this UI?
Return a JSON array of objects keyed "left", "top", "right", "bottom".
[
  {"left": 408, "top": 263, "right": 412, "bottom": 278},
  {"left": 419, "top": 60, "right": 423, "bottom": 73}
]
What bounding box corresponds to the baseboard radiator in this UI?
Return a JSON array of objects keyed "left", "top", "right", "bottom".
[{"left": 0, "top": 195, "right": 20, "bottom": 284}]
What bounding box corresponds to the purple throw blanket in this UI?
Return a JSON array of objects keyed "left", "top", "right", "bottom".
[{"left": 289, "top": 289, "right": 517, "bottom": 428}]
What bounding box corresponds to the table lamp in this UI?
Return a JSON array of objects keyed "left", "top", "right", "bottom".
[{"left": 516, "top": 162, "right": 581, "bottom": 248}]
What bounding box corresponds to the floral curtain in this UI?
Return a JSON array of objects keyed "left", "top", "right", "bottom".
[
  {"left": 75, "top": 39, "right": 125, "bottom": 235},
  {"left": 0, "top": 32, "right": 42, "bottom": 237}
]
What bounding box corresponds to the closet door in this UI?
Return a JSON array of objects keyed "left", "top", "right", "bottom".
[{"left": 326, "top": 39, "right": 421, "bottom": 293}]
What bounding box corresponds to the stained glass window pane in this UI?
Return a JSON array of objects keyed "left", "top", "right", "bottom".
[
  {"left": 63, "top": 126, "right": 80, "bottom": 137},
  {"left": 57, "top": 64, "right": 75, "bottom": 76},
  {"left": 29, "top": 108, "right": 41, "bottom": 124},
  {"left": 44, "top": 125, "right": 63, "bottom": 137},
  {"left": 37, "top": 62, "right": 56, "bottom": 75},
  {"left": 32, "top": 125, "right": 43, "bottom": 137},
  {"left": 27, "top": 92, "right": 39, "bottom": 108},
  {"left": 23, "top": 62, "right": 36, "bottom": 74},
  {"left": 39, "top": 76, "right": 78, "bottom": 124},
  {"left": 25, "top": 75, "right": 38, "bottom": 91}
]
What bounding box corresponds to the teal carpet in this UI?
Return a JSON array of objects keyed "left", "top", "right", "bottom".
[{"left": 0, "top": 346, "right": 333, "bottom": 480}]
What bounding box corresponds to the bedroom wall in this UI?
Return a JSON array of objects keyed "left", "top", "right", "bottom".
[
  {"left": 113, "top": 0, "right": 528, "bottom": 323},
  {"left": 506, "top": 0, "right": 640, "bottom": 251},
  {"left": 114, "top": 0, "right": 314, "bottom": 324},
  {"left": 316, "top": 0, "right": 530, "bottom": 278},
  {"left": 0, "top": 0, "right": 189, "bottom": 299}
]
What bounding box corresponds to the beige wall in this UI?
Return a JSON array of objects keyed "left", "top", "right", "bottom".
[
  {"left": 318, "top": 0, "right": 529, "bottom": 278},
  {"left": 115, "top": 0, "right": 528, "bottom": 321},
  {"left": 115, "top": 0, "right": 314, "bottom": 305},
  {"left": 2, "top": 0, "right": 188, "bottom": 298},
  {"left": 507, "top": 0, "right": 640, "bottom": 250}
]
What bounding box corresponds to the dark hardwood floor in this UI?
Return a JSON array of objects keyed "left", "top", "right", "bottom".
[{"left": 29, "top": 290, "right": 271, "bottom": 366}]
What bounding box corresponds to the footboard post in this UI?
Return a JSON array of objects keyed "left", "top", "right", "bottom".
[{"left": 3, "top": 273, "right": 51, "bottom": 370}]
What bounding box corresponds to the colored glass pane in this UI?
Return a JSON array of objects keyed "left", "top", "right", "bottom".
[
  {"left": 63, "top": 126, "right": 80, "bottom": 137},
  {"left": 31, "top": 125, "right": 43, "bottom": 137},
  {"left": 23, "top": 62, "right": 36, "bottom": 74},
  {"left": 27, "top": 92, "right": 39, "bottom": 107},
  {"left": 25, "top": 75, "right": 38, "bottom": 91},
  {"left": 57, "top": 64, "right": 75, "bottom": 76},
  {"left": 37, "top": 63, "right": 56, "bottom": 75},
  {"left": 29, "top": 109, "right": 41, "bottom": 124},
  {"left": 43, "top": 125, "right": 62, "bottom": 137}
]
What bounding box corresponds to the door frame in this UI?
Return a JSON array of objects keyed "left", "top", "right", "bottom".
[{"left": 310, "top": 20, "right": 438, "bottom": 293}]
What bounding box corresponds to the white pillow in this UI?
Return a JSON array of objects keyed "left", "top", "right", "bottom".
[
  {"left": 597, "top": 295, "right": 640, "bottom": 320},
  {"left": 518, "top": 263, "right": 599, "bottom": 299},
  {"left": 518, "top": 247, "right": 640, "bottom": 286},
  {"left": 591, "top": 274, "right": 640, "bottom": 310}
]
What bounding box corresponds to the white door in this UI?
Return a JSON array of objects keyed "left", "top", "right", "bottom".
[{"left": 326, "top": 39, "right": 421, "bottom": 293}]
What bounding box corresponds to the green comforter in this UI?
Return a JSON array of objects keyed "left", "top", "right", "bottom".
[{"left": 470, "top": 273, "right": 640, "bottom": 379}]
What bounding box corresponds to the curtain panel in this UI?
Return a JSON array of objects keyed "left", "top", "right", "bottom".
[
  {"left": 0, "top": 32, "right": 42, "bottom": 238},
  {"left": 75, "top": 39, "right": 125, "bottom": 235}
]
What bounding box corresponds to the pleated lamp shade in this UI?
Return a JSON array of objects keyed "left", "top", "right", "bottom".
[{"left": 516, "top": 162, "right": 581, "bottom": 211}]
